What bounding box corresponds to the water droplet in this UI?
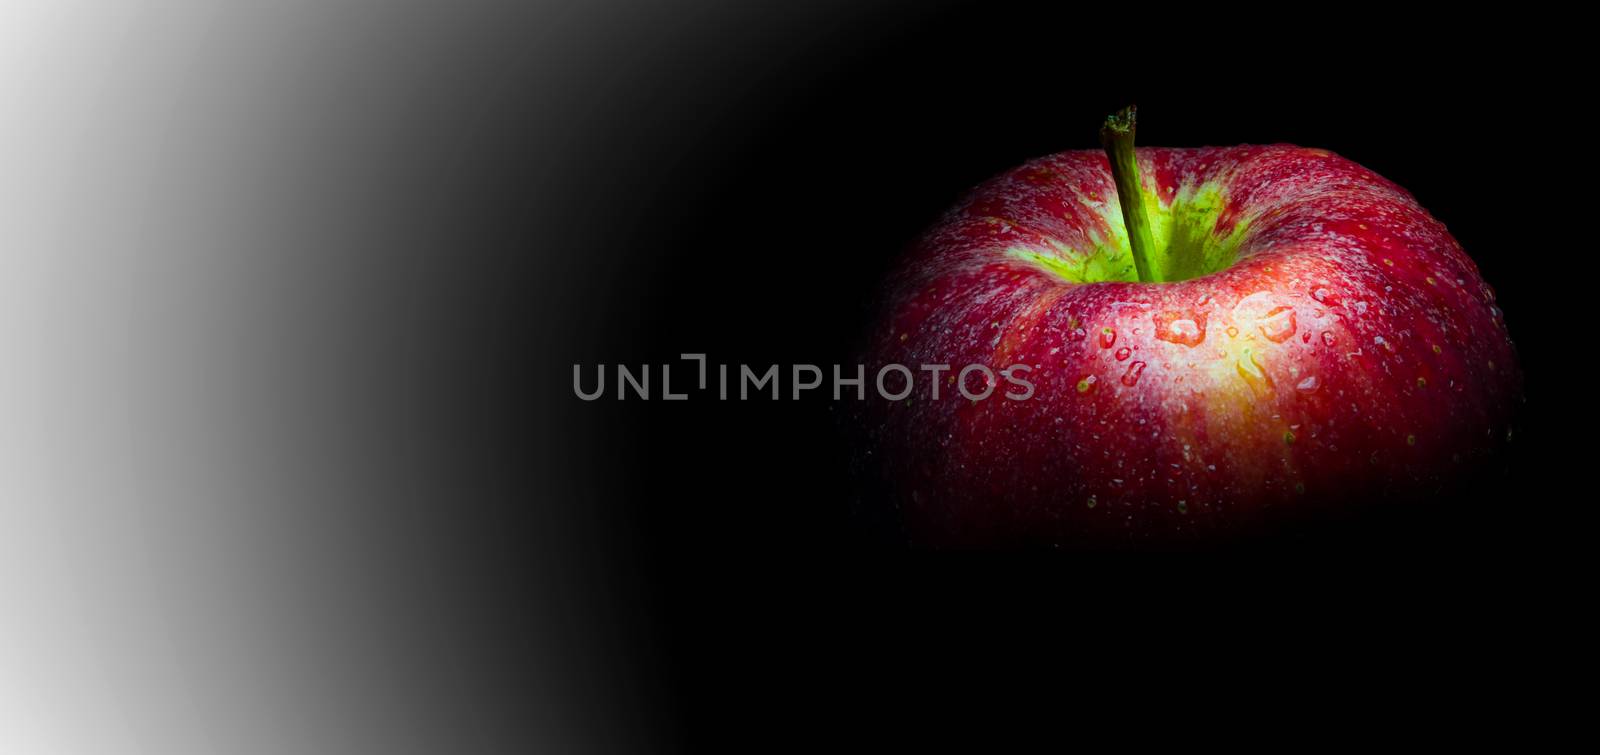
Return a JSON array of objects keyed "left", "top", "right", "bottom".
[
  {"left": 1296, "top": 375, "right": 1320, "bottom": 393},
  {"left": 1235, "top": 347, "right": 1268, "bottom": 387},
  {"left": 1120, "top": 361, "right": 1146, "bottom": 387},
  {"left": 1321, "top": 331, "right": 1337, "bottom": 347},
  {"left": 1258, "top": 306, "right": 1298, "bottom": 343},
  {"left": 1311, "top": 287, "right": 1340, "bottom": 305},
  {"left": 1114, "top": 347, "right": 1131, "bottom": 361},
  {"left": 1153, "top": 311, "right": 1207, "bottom": 347},
  {"left": 1099, "top": 327, "right": 1116, "bottom": 348}
]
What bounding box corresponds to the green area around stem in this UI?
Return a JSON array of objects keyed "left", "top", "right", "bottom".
[{"left": 1009, "top": 180, "right": 1248, "bottom": 285}]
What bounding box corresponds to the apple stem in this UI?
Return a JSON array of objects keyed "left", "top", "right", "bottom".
[{"left": 1100, "top": 106, "right": 1159, "bottom": 283}]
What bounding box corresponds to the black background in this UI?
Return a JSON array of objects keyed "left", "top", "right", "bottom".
[{"left": 522, "top": 3, "right": 1579, "bottom": 747}]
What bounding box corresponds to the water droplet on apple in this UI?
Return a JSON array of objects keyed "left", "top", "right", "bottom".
[
  {"left": 1114, "top": 347, "right": 1131, "bottom": 361},
  {"left": 1258, "top": 306, "right": 1298, "bottom": 343},
  {"left": 1153, "top": 311, "right": 1207, "bottom": 347},
  {"left": 1121, "top": 361, "right": 1146, "bottom": 386},
  {"left": 1312, "top": 287, "right": 1340, "bottom": 305},
  {"left": 1235, "top": 347, "right": 1268, "bottom": 387},
  {"left": 1099, "top": 327, "right": 1116, "bottom": 348},
  {"left": 1295, "top": 375, "right": 1320, "bottom": 393}
]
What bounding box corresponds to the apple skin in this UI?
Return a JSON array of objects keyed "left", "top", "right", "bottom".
[{"left": 855, "top": 145, "right": 1522, "bottom": 548}]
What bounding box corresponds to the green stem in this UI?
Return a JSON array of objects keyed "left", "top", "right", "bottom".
[{"left": 1100, "top": 106, "right": 1158, "bottom": 283}]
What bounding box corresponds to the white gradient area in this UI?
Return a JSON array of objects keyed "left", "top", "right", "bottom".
[
  {"left": 0, "top": 0, "right": 886, "bottom": 750},
  {"left": 0, "top": 1, "right": 618, "bottom": 752},
  {"left": 2, "top": 2, "right": 319, "bottom": 752}
]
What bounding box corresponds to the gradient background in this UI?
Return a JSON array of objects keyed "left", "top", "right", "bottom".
[{"left": 3, "top": 1, "right": 1579, "bottom": 751}]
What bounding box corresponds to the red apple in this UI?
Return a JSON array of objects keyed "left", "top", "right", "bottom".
[{"left": 855, "top": 108, "right": 1522, "bottom": 548}]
